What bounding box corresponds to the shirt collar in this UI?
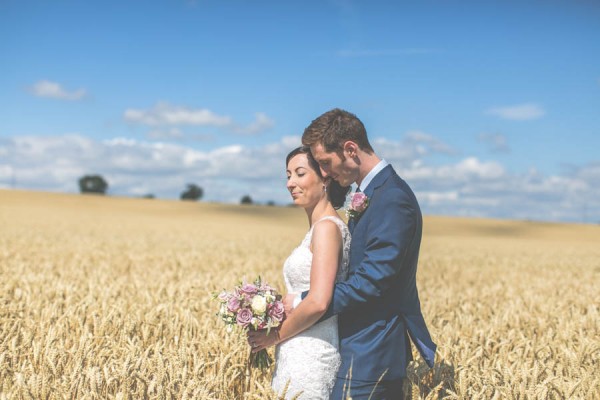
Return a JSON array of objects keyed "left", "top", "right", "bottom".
[{"left": 357, "top": 159, "right": 388, "bottom": 192}]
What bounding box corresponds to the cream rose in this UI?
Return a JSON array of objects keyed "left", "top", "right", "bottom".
[{"left": 251, "top": 295, "right": 267, "bottom": 314}]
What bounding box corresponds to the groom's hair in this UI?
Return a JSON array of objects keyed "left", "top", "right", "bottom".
[{"left": 302, "top": 108, "right": 374, "bottom": 155}]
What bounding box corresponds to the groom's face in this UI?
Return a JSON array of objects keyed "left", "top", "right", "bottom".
[{"left": 310, "top": 142, "right": 357, "bottom": 187}]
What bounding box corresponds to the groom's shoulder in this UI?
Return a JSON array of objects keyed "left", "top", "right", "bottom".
[
  {"left": 377, "top": 166, "right": 419, "bottom": 203},
  {"left": 378, "top": 165, "right": 406, "bottom": 190}
]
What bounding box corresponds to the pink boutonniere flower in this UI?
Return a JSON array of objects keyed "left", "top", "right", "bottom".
[{"left": 346, "top": 192, "right": 369, "bottom": 219}]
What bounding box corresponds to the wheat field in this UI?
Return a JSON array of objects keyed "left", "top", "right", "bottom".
[{"left": 1, "top": 189, "right": 599, "bottom": 399}]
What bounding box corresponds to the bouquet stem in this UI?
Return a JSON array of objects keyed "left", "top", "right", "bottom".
[{"left": 249, "top": 349, "right": 272, "bottom": 371}]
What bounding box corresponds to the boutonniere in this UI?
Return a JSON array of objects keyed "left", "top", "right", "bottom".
[{"left": 346, "top": 192, "right": 369, "bottom": 219}]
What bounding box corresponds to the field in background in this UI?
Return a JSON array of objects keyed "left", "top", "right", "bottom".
[{"left": 1, "top": 189, "right": 599, "bottom": 399}]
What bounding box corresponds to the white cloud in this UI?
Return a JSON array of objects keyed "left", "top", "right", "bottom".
[
  {"left": 124, "top": 102, "right": 232, "bottom": 127},
  {"left": 574, "top": 161, "right": 600, "bottom": 183},
  {"left": 416, "top": 191, "right": 459, "bottom": 205},
  {"left": 443, "top": 157, "right": 505, "bottom": 180},
  {"left": 146, "top": 128, "right": 214, "bottom": 142},
  {"left": 374, "top": 131, "right": 455, "bottom": 165},
  {"left": 399, "top": 157, "right": 507, "bottom": 196},
  {"left": 124, "top": 103, "right": 274, "bottom": 136},
  {"left": 231, "top": 112, "right": 275, "bottom": 135},
  {"left": 0, "top": 134, "right": 598, "bottom": 222},
  {"left": 405, "top": 131, "right": 456, "bottom": 155},
  {"left": 29, "top": 80, "right": 87, "bottom": 101},
  {"left": 485, "top": 103, "right": 545, "bottom": 121},
  {"left": 147, "top": 128, "right": 184, "bottom": 140},
  {"left": 282, "top": 135, "right": 302, "bottom": 149}
]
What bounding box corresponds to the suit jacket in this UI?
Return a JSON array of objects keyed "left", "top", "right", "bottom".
[{"left": 304, "top": 164, "right": 436, "bottom": 381}]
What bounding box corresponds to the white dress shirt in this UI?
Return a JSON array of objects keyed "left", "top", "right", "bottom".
[{"left": 356, "top": 159, "right": 388, "bottom": 192}]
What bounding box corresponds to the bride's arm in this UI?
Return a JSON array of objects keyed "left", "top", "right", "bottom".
[{"left": 249, "top": 220, "right": 341, "bottom": 352}]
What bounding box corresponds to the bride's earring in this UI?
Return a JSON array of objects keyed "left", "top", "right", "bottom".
[{"left": 323, "top": 185, "right": 327, "bottom": 193}]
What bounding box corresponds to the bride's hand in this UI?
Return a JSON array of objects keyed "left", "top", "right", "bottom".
[{"left": 247, "top": 329, "right": 280, "bottom": 353}]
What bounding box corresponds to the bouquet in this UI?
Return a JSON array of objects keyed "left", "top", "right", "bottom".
[{"left": 214, "top": 276, "right": 285, "bottom": 370}]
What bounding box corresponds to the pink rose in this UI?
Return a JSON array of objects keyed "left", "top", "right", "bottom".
[
  {"left": 351, "top": 192, "right": 368, "bottom": 213},
  {"left": 268, "top": 301, "right": 285, "bottom": 322},
  {"left": 227, "top": 297, "right": 241, "bottom": 313},
  {"left": 236, "top": 308, "right": 253, "bottom": 327},
  {"left": 240, "top": 283, "right": 258, "bottom": 295},
  {"left": 217, "top": 291, "right": 230, "bottom": 302}
]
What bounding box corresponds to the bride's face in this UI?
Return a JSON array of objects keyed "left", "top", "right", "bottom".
[{"left": 286, "top": 153, "right": 326, "bottom": 208}]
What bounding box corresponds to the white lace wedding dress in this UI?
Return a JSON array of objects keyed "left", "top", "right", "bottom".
[{"left": 272, "top": 216, "right": 351, "bottom": 399}]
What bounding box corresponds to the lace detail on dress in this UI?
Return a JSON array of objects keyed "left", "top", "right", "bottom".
[{"left": 272, "top": 216, "right": 351, "bottom": 399}]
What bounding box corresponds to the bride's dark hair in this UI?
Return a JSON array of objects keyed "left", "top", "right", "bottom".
[{"left": 286, "top": 146, "right": 351, "bottom": 209}]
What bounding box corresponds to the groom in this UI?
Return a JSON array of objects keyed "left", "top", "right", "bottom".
[{"left": 287, "top": 108, "right": 436, "bottom": 399}]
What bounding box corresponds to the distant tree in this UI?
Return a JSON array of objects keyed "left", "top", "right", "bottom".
[
  {"left": 266, "top": 200, "right": 276, "bottom": 206},
  {"left": 78, "top": 174, "right": 108, "bottom": 195},
  {"left": 142, "top": 194, "right": 155, "bottom": 199},
  {"left": 180, "top": 184, "right": 204, "bottom": 201},
  {"left": 240, "top": 195, "right": 253, "bottom": 205}
]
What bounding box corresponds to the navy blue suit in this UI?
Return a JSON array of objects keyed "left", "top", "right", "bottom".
[{"left": 304, "top": 165, "right": 436, "bottom": 399}]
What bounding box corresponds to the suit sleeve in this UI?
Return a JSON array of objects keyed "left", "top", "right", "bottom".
[{"left": 311, "top": 186, "right": 418, "bottom": 319}]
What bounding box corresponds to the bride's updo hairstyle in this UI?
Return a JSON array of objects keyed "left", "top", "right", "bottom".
[{"left": 286, "top": 146, "right": 351, "bottom": 209}]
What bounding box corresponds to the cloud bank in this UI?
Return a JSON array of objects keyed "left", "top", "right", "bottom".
[{"left": 0, "top": 133, "right": 597, "bottom": 223}]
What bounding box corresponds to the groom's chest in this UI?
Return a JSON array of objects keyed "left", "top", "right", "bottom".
[{"left": 347, "top": 190, "right": 387, "bottom": 269}]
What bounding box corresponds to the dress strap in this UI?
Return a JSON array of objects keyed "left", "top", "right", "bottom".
[
  {"left": 311, "top": 216, "right": 348, "bottom": 235},
  {"left": 313, "top": 215, "right": 340, "bottom": 226}
]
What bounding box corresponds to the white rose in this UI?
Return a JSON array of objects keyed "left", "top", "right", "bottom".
[{"left": 251, "top": 295, "right": 267, "bottom": 314}]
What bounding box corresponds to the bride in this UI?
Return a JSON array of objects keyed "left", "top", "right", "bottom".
[{"left": 248, "top": 146, "right": 351, "bottom": 399}]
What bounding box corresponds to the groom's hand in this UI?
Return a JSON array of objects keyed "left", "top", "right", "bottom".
[{"left": 283, "top": 293, "right": 296, "bottom": 316}]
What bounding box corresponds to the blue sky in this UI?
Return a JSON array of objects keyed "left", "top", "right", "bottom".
[{"left": 1, "top": 0, "right": 599, "bottom": 223}]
